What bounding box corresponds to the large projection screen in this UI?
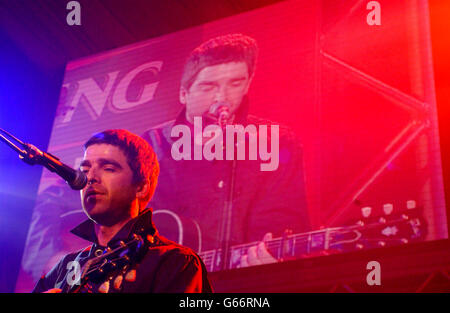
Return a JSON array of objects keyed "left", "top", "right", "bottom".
[{"left": 16, "top": 0, "right": 447, "bottom": 292}]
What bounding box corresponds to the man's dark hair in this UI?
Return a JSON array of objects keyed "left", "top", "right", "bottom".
[
  {"left": 180, "top": 33, "right": 258, "bottom": 90},
  {"left": 84, "top": 129, "right": 159, "bottom": 206}
]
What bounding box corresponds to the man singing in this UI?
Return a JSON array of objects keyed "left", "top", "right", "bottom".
[
  {"left": 143, "top": 34, "right": 311, "bottom": 269},
  {"left": 33, "top": 129, "right": 212, "bottom": 293}
]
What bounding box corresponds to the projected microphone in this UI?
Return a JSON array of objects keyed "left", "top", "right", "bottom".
[
  {"left": 208, "top": 101, "right": 231, "bottom": 128},
  {"left": 0, "top": 128, "right": 87, "bottom": 190}
]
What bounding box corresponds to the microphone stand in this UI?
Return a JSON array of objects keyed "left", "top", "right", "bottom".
[
  {"left": 219, "top": 157, "right": 237, "bottom": 271},
  {"left": 204, "top": 105, "right": 236, "bottom": 271},
  {"left": 0, "top": 128, "right": 87, "bottom": 190},
  {"left": 0, "top": 128, "right": 28, "bottom": 159},
  {"left": 0, "top": 127, "right": 58, "bottom": 166},
  {"left": 215, "top": 112, "right": 237, "bottom": 272}
]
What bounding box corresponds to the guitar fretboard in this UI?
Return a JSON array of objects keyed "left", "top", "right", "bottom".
[
  {"left": 198, "top": 227, "right": 357, "bottom": 272},
  {"left": 198, "top": 214, "right": 422, "bottom": 272}
]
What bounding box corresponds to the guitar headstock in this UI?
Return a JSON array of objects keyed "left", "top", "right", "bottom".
[
  {"left": 335, "top": 199, "right": 427, "bottom": 251},
  {"left": 69, "top": 233, "right": 150, "bottom": 293}
]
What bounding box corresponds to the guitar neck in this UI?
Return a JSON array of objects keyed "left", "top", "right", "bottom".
[{"left": 198, "top": 227, "right": 350, "bottom": 272}]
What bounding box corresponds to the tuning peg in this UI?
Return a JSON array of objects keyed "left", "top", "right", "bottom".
[
  {"left": 361, "top": 206, "right": 372, "bottom": 218},
  {"left": 98, "top": 280, "right": 110, "bottom": 293},
  {"left": 383, "top": 203, "right": 393, "bottom": 215},
  {"left": 125, "top": 269, "right": 137, "bottom": 282},
  {"left": 406, "top": 200, "right": 416, "bottom": 210},
  {"left": 114, "top": 275, "right": 123, "bottom": 290},
  {"left": 147, "top": 234, "right": 155, "bottom": 244}
]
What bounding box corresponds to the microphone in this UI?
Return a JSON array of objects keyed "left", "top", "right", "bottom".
[
  {"left": 20, "top": 143, "right": 87, "bottom": 190},
  {"left": 207, "top": 101, "right": 231, "bottom": 128}
]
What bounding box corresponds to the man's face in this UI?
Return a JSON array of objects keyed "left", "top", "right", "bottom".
[
  {"left": 180, "top": 62, "right": 253, "bottom": 123},
  {"left": 79, "top": 144, "right": 139, "bottom": 226}
]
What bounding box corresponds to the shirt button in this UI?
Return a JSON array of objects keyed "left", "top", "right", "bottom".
[{"left": 217, "top": 180, "right": 224, "bottom": 189}]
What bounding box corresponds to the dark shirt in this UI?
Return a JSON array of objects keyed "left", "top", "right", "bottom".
[
  {"left": 142, "top": 101, "right": 310, "bottom": 268},
  {"left": 32, "top": 209, "right": 212, "bottom": 293}
]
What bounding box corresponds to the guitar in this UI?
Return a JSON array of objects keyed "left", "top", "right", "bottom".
[
  {"left": 64, "top": 232, "right": 153, "bottom": 293},
  {"left": 153, "top": 203, "right": 425, "bottom": 272}
]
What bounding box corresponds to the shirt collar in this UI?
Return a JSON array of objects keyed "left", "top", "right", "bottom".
[{"left": 70, "top": 208, "right": 157, "bottom": 248}]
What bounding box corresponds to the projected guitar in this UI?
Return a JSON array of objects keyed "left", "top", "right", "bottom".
[{"left": 153, "top": 203, "right": 425, "bottom": 272}]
